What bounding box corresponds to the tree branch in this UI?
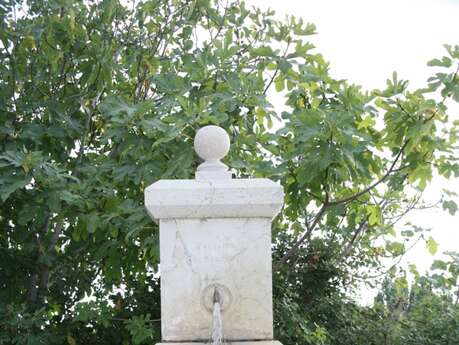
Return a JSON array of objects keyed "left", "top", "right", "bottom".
[
  {"left": 263, "top": 38, "right": 291, "bottom": 95},
  {"left": 328, "top": 140, "right": 409, "bottom": 206},
  {"left": 337, "top": 216, "right": 369, "bottom": 262},
  {"left": 274, "top": 204, "right": 328, "bottom": 270}
]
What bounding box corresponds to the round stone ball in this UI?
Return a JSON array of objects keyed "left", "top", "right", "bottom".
[{"left": 194, "top": 125, "right": 230, "bottom": 161}]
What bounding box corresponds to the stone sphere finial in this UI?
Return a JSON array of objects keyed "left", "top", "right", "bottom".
[
  {"left": 194, "top": 125, "right": 230, "bottom": 161},
  {"left": 194, "top": 125, "right": 232, "bottom": 180}
]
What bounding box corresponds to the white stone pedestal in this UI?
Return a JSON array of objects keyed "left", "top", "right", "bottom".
[
  {"left": 156, "top": 340, "right": 282, "bottom": 345},
  {"left": 144, "top": 126, "right": 284, "bottom": 344}
]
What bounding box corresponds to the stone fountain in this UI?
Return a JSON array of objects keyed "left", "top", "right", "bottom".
[{"left": 145, "top": 125, "right": 284, "bottom": 345}]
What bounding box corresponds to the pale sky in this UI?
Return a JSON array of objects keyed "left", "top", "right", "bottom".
[{"left": 247, "top": 0, "right": 459, "bottom": 288}]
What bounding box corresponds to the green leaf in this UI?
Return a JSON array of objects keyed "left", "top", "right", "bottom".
[
  {"left": 426, "top": 236, "right": 438, "bottom": 255},
  {"left": 0, "top": 151, "right": 24, "bottom": 168},
  {"left": 357, "top": 116, "right": 375, "bottom": 130},
  {"left": 431, "top": 259, "right": 447, "bottom": 270},
  {"left": 442, "top": 200, "right": 458, "bottom": 215},
  {"left": 60, "top": 190, "right": 83, "bottom": 206},
  {"left": 274, "top": 75, "right": 285, "bottom": 92},
  {"left": 84, "top": 212, "right": 99, "bottom": 234},
  {"left": 293, "top": 22, "right": 316, "bottom": 36},
  {"left": 250, "top": 46, "right": 275, "bottom": 57},
  {"left": 408, "top": 165, "right": 432, "bottom": 190},
  {"left": 367, "top": 205, "right": 381, "bottom": 226},
  {"left": 401, "top": 230, "right": 414, "bottom": 237},
  {"left": 427, "top": 56, "right": 452, "bottom": 68},
  {"left": 444, "top": 44, "right": 459, "bottom": 58},
  {"left": 224, "top": 28, "right": 233, "bottom": 49},
  {"left": 386, "top": 241, "right": 405, "bottom": 256},
  {"left": 125, "top": 314, "right": 154, "bottom": 345},
  {"left": 0, "top": 175, "right": 32, "bottom": 201},
  {"left": 408, "top": 264, "right": 419, "bottom": 277},
  {"left": 256, "top": 107, "right": 266, "bottom": 126}
]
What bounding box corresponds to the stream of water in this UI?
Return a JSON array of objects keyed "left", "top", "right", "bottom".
[{"left": 211, "top": 289, "right": 223, "bottom": 345}]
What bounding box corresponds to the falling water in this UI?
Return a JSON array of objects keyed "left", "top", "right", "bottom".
[{"left": 211, "top": 288, "right": 223, "bottom": 345}]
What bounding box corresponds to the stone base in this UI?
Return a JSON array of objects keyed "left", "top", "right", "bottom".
[{"left": 156, "top": 341, "right": 282, "bottom": 345}]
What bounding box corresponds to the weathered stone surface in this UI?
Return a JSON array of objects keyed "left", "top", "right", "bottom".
[
  {"left": 145, "top": 178, "right": 283, "bottom": 221},
  {"left": 159, "top": 217, "right": 274, "bottom": 341}
]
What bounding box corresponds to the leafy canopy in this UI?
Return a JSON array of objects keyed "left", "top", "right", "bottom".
[{"left": 1, "top": 0, "right": 459, "bottom": 344}]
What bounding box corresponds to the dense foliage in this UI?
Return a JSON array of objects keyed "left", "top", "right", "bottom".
[{"left": 1, "top": 0, "right": 458, "bottom": 344}]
